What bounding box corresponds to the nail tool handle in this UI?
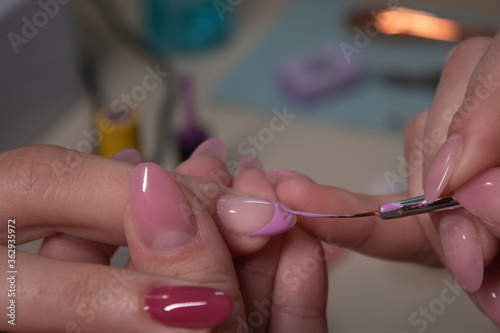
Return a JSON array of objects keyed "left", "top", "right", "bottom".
[{"left": 378, "top": 196, "right": 461, "bottom": 220}]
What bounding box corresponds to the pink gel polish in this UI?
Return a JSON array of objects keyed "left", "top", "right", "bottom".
[
  {"left": 379, "top": 202, "right": 403, "bottom": 213},
  {"left": 249, "top": 201, "right": 297, "bottom": 236},
  {"left": 217, "top": 196, "right": 297, "bottom": 237}
]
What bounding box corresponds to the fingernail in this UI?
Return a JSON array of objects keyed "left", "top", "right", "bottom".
[
  {"left": 113, "top": 148, "right": 141, "bottom": 164},
  {"left": 144, "top": 286, "right": 233, "bottom": 329},
  {"left": 473, "top": 269, "right": 500, "bottom": 326},
  {"left": 266, "top": 169, "right": 314, "bottom": 187},
  {"left": 425, "top": 134, "right": 462, "bottom": 203},
  {"left": 129, "top": 163, "right": 197, "bottom": 250},
  {"left": 454, "top": 167, "right": 500, "bottom": 223},
  {"left": 190, "top": 138, "right": 227, "bottom": 163},
  {"left": 234, "top": 154, "right": 263, "bottom": 177},
  {"left": 439, "top": 213, "right": 483, "bottom": 292},
  {"left": 217, "top": 195, "right": 296, "bottom": 237}
]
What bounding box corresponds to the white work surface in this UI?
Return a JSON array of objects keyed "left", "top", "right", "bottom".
[{"left": 31, "top": 0, "right": 500, "bottom": 332}]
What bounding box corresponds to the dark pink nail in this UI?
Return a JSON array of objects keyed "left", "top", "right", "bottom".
[{"left": 144, "top": 286, "right": 233, "bottom": 329}]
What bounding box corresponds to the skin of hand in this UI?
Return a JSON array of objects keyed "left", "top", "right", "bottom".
[
  {"left": 272, "top": 31, "right": 500, "bottom": 325},
  {"left": 0, "top": 142, "right": 328, "bottom": 332}
]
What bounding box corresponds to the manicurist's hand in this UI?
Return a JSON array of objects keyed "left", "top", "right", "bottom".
[
  {"left": 0, "top": 145, "right": 237, "bottom": 332},
  {"left": 272, "top": 31, "right": 500, "bottom": 325},
  {"left": 0, "top": 142, "right": 329, "bottom": 332},
  {"left": 174, "top": 140, "right": 329, "bottom": 333}
]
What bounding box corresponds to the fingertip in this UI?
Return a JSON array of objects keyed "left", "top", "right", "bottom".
[
  {"left": 113, "top": 148, "right": 142, "bottom": 164},
  {"left": 190, "top": 138, "right": 227, "bottom": 163},
  {"left": 266, "top": 169, "right": 315, "bottom": 187}
]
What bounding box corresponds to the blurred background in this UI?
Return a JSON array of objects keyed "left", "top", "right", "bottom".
[{"left": 1, "top": 0, "right": 499, "bottom": 331}]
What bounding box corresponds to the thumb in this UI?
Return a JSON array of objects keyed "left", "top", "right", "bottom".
[
  {"left": 125, "top": 162, "right": 237, "bottom": 330},
  {"left": 424, "top": 31, "right": 500, "bottom": 202}
]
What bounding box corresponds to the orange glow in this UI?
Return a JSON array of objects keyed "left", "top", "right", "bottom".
[{"left": 375, "top": 8, "right": 461, "bottom": 42}]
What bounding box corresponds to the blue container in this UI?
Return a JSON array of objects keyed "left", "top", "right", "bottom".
[{"left": 144, "top": 0, "right": 234, "bottom": 54}]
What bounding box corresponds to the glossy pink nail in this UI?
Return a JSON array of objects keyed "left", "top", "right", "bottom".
[
  {"left": 425, "top": 134, "right": 462, "bottom": 203},
  {"left": 473, "top": 267, "right": 500, "bottom": 326},
  {"left": 266, "top": 169, "right": 314, "bottom": 187},
  {"left": 144, "top": 286, "right": 233, "bottom": 329},
  {"left": 113, "top": 148, "right": 141, "bottom": 164},
  {"left": 190, "top": 138, "right": 227, "bottom": 163},
  {"left": 439, "top": 213, "right": 483, "bottom": 292},
  {"left": 129, "top": 163, "right": 197, "bottom": 250},
  {"left": 234, "top": 154, "right": 263, "bottom": 177},
  {"left": 454, "top": 167, "right": 500, "bottom": 223},
  {"left": 217, "top": 195, "right": 296, "bottom": 236}
]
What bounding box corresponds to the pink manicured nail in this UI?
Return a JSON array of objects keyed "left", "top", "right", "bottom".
[
  {"left": 234, "top": 154, "right": 263, "bottom": 177},
  {"left": 129, "top": 163, "right": 197, "bottom": 250},
  {"left": 439, "top": 213, "right": 483, "bottom": 292},
  {"left": 454, "top": 167, "right": 500, "bottom": 223},
  {"left": 144, "top": 286, "right": 233, "bottom": 329},
  {"left": 217, "top": 195, "right": 296, "bottom": 236},
  {"left": 190, "top": 138, "right": 227, "bottom": 163},
  {"left": 425, "top": 134, "right": 462, "bottom": 203},
  {"left": 473, "top": 268, "right": 500, "bottom": 326},
  {"left": 266, "top": 169, "right": 314, "bottom": 187},
  {"left": 113, "top": 148, "right": 142, "bottom": 164}
]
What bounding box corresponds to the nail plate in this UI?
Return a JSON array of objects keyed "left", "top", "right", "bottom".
[
  {"left": 425, "top": 134, "right": 462, "bottom": 203},
  {"left": 266, "top": 169, "right": 314, "bottom": 187},
  {"left": 439, "top": 213, "right": 483, "bottom": 292},
  {"left": 234, "top": 154, "right": 263, "bottom": 177},
  {"left": 129, "top": 163, "right": 197, "bottom": 250},
  {"left": 190, "top": 138, "right": 227, "bottom": 163},
  {"left": 144, "top": 286, "right": 233, "bottom": 329},
  {"left": 113, "top": 148, "right": 141, "bottom": 164},
  {"left": 217, "top": 195, "right": 296, "bottom": 236},
  {"left": 454, "top": 167, "right": 500, "bottom": 223},
  {"left": 473, "top": 268, "right": 500, "bottom": 326}
]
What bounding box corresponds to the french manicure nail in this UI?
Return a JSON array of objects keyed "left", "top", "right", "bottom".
[
  {"left": 454, "top": 168, "right": 500, "bottom": 223},
  {"left": 425, "top": 134, "right": 462, "bottom": 203},
  {"left": 217, "top": 195, "right": 296, "bottom": 237},
  {"left": 266, "top": 169, "right": 314, "bottom": 187},
  {"left": 129, "top": 163, "right": 197, "bottom": 250},
  {"left": 144, "top": 286, "right": 233, "bottom": 329},
  {"left": 234, "top": 154, "right": 264, "bottom": 177},
  {"left": 190, "top": 138, "right": 227, "bottom": 163},
  {"left": 439, "top": 213, "right": 483, "bottom": 292},
  {"left": 113, "top": 148, "right": 142, "bottom": 164}
]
